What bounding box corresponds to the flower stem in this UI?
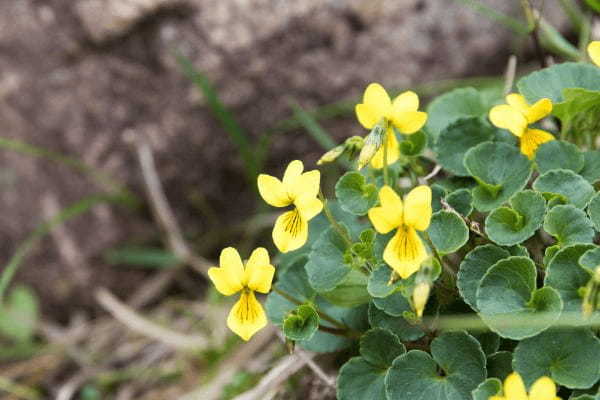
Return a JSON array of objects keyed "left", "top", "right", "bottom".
[
  {"left": 383, "top": 130, "right": 390, "bottom": 187},
  {"left": 318, "top": 191, "right": 353, "bottom": 247}
]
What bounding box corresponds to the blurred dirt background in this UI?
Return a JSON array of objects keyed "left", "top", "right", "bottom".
[{"left": 0, "top": 0, "right": 567, "bottom": 398}]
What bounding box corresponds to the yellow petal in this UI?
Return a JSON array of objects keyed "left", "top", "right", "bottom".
[
  {"left": 383, "top": 226, "right": 428, "bottom": 279},
  {"left": 208, "top": 247, "right": 245, "bottom": 296},
  {"left": 588, "top": 41, "right": 600, "bottom": 67},
  {"left": 488, "top": 396, "right": 506, "bottom": 400},
  {"left": 525, "top": 98, "right": 553, "bottom": 124},
  {"left": 392, "top": 111, "right": 427, "bottom": 134},
  {"left": 272, "top": 209, "right": 308, "bottom": 253},
  {"left": 529, "top": 376, "right": 558, "bottom": 400},
  {"left": 392, "top": 91, "right": 419, "bottom": 113},
  {"left": 503, "top": 372, "right": 528, "bottom": 400},
  {"left": 489, "top": 104, "right": 528, "bottom": 137},
  {"left": 289, "top": 170, "right": 320, "bottom": 201},
  {"left": 521, "top": 128, "right": 555, "bottom": 159},
  {"left": 370, "top": 130, "right": 399, "bottom": 169},
  {"left": 506, "top": 93, "right": 530, "bottom": 115},
  {"left": 368, "top": 186, "right": 403, "bottom": 233},
  {"left": 244, "top": 247, "right": 275, "bottom": 294},
  {"left": 355, "top": 103, "right": 382, "bottom": 130},
  {"left": 282, "top": 160, "right": 304, "bottom": 187},
  {"left": 257, "top": 174, "right": 291, "bottom": 208},
  {"left": 227, "top": 291, "right": 267, "bottom": 341},
  {"left": 295, "top": 196, "right": 323, "bottom": 221},
  {"left": 403, "top": 185, "right": 432, "bottom": 231},
  {"left": 363, "top": 83, "right": 392, "bottom": 113}
]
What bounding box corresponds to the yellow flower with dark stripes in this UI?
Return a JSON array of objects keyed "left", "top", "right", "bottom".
[
  {"left": 258, "top": 160, "right": 323, "bottom": 253},
  {"left": 490, "top": 372, "right": 561, "bottom": 400},
  {"left": 489, "top": 94, "right": 554, "bottom": 159},
  {"left": 208, "top": 247, "right": 275, "bottom": 341},
  {"left": 589, "top": 41, "right": 600, "bottom": 67},
  {"left": 355, "top": 83, "right": 427, "bottom": 169},
  {"left": 368, "top": 185, "right": 432, "bottom": 278}
]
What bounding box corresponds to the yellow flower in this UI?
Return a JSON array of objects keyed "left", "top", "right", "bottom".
[
  {"left": 489, "top": 94, "right": 555, "bottom": 159},
  {"left": 368, "top": 185, "right": 432, "bottom": 278},
  {"left": 208, "top": 247, "right": 275, "bottom": 341},
  {"left": 490, "top": 372, "right": 561, "bottom": 400},
  {"left": 589, "top": 41, "right": 600, "bottom": 67},
  {"left": 355, "top": 83, "right": 427, "bottom": 169},
  {"left": 257, "top": 160, "right": 323, "bottom": 253}
]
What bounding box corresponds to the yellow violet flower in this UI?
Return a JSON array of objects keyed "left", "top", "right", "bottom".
[
  {"left": 257, "top": 160, "right": 323, "bottom": 253},
  {"left": 490, "top": 372, "right": 561, "bottom": 400},
  {"left": 368, "top": 185, "right": 432, "bottom": 278},
  {"left": 355, "top": 83, "right": 428, "bottom": 169},
  {"left": 208, "top": 247, "right": 275, "bottom": 341},
  {"left": 489, "top": 93, "right": 555, "bottom": 159},
  {"left": 589, "top": 41, "right": 600, "bottom": 67}
]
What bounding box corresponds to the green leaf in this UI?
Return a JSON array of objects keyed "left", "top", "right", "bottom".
[
  {"left": 368, "top": 302, "right": 424, "bottom": 342},
  {"left": 305, "top": 227, "right": 351, "bottom": 292},
  {"left": 372, "top": 292, "right": 412, "bottom": 317},
  {"left": 458, "top": 244, "right": 511, "bottom": 311},
  {"left": 476, "top": 256, "right": 562, "bottom": 339},
  {"left": 425, "top": 87, "right": 498, "bottom": 139},
  {"left": 428, "top": 211, "right": 469, "bottom": 254},
  {"left": 434, "top": 118, "right": 497, "bottom": 176},
  {"left": 360, "top": 328, "right": 406, "bottom": 368},
  {"left": 545, "top": 244, "right": 595, "bottom": 312},
  {"left": 487, "top": 351, "right": 513, "bottom": 381},
  {"left": 485, "top": 190, "right": 546, "bottom": 246},
  {"left": 385, "top": 331, "right": 486, "bottom": 400},
  {"left": 580, "top": 246, "right": 600, "bottom": 270},
  {"left": 446, "top": 188, "right": 474, "bottom": 216},
  {"left": 581, "top": 151, "right": 600, "bottom": 184},
  {"left": 464, "top": 142, "right": 532, "bottom": 212},
  {"left": 535, "top": 141, "right": 584, "bottom": 174},
  {"left": 543, "top": 204, "right": 595, "bottom": 246},
  {"left": 553, "top": 88, "right": 600, "bottom": 124},
  {"left": 335, "top": 172, "right": 377, "bottom": 216},
  {"left": 337, "top": 328, "right": 406, "bottom": 400},
  {"left": 472, "top": 378, "right": 502, "bottom": 400},
  {"left": 533, "top": 169, "right": 594, "bottom": 209},
  {"left": 587, "top": 192, "right": 600, "bottom": 231},
  {"left": 514, "top": 328, "right": 600, "bottom": 389},
  {"left": 432, "top": 184, "right": 446, "bottom": 213},
  {"left": 367, "top": 264, "right": 402, "bottom": 298},
  {"left": 473, "top": 332, "right": 500, "bottom": 356},
  {"left": 517, "top": 62, "right": 600, "bottom": 104},
  {"left": 586, "top": 0, "right": 600, "bottom": 12},
  {"left": 399, "top": 130, "right": 427, "bottom": 156},
  {"left": 320, "top": 269, "right": 370, "bottom": 308},
  {"left": 282, "top": 304, "right": 319, "bottom": 341},
  {"left": 0, "top": 286, "right": 38, "bottom": 343}
]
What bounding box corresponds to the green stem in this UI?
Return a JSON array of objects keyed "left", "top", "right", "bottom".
[
  {"left": 383, "top": 130, "right": 390, "bottom": 187},
  {"left": 272, "top": 287, "right": 347, "bottom": 330},
  {"left": 423, "top": 232, "right": 456, "bottom": 280},
  {"left": 318, "top": 191, "right": 353, "bottom": 247},
  {"left": 558, "top": 0, "right": 585, "bottom": 34},
  {"left": 454, "top": 0, "right": 529, "bottom": 35}
]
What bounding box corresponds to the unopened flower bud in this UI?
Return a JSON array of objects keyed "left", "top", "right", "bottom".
[
  {"left": 357, "top": 125, "right": 384, "bottom": 169},
  {"left": 412, "top": 282, "right": 431, "bottom": 318},
  {"left": 317, "top": 145, "right": 345, "bottom": 165}
]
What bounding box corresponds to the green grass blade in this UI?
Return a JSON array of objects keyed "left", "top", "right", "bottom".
[
  {"left": 177, "top": 54, "right": 259, "bottom": 183},
  {"left": 454, "top": 0, "right": 529, "bottom": 35},
  {"left": 289, "top": 101, "right": 337, "bottom": 150},
  {"left": 0, "top": 194, "right": 122, "bottom": 304}
]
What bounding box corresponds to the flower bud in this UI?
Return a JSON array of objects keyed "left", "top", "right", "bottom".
[
  {"left": 412, "top": 282, "right": 431, "bottom": 318},
  {"left": 317, "top": 145, "right": 345, "bottom": 165},
  {"left": 357, "top": 125, "right": 385, "bottom": 169}
]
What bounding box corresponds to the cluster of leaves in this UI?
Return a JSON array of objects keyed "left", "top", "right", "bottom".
[{"left": 265, "top": 61, "right": 600, "bottom": 399}]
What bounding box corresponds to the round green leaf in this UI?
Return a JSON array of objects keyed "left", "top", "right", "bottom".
[
  {"left": 425, "top": 87, "right": 500, "bottom": 139},
  {"left": 581, "top": 151, "right": 600, "bottom": 184},
  {"left": 535, "top": 140, "right": 584, "bottom": 174},
  {"left": 305, "top": 227, "right": 351, "bottom": 292},
  {"left": 367, "top": 264, "right": 402, "bottom": 298},
  {"left": 283, "top": 304, "right": 319, "bottom": 341},
  {"left": 320, "top": 269, "right": 370, "bottom": 308},
  {"left": 432, "top": 184, "right": 447, "bottom": 213},
  {"left": 360, "top": 328, "right": 406, "bottom": 368},
  {"left": 464, "top": 142, "right": 532, "bottom": 212},
  {"left": 434, "top": 117, "right": 497, "bottom": 176},
  {"left": 533, "top": 169, "right": 594, "bottom": 209},
  {"left": 517, "top": 62, "right": 600, "bottom": 104},
  {"left": 368, "top": 302, "right": 423, "bottom": 342},
  {"left": 335, "top": 172, "right": 378, "bottom": 216},
  {"left": 543, "top": 204, "right": 595, "bottom": 246},
  {"left": 485, "top": 190, "right": 546, "bottom": 246},
  {"left": 473, "top": 332, "right": 501, "bottom": 356},
  {"left": 428, "top": 210, "right": 469, "bottom": 254},
  {"left": 545, "top": 244, "right": 595, "bottom": 312},
  {"left": 580, "top": 246, "right": 600, "bottom": 270},
  {"left": 372, "top": 291, "right": 412, "bottom": 317},
  {"left": 487, "top": 351, "right": 513, "bottom": 381},
  {"left": 472, "top": 378, "right": 502, "bottom": 400},
  {"left": 587, "top": 192, "right": 600, "bottom": 231},
  {"left": 446, "top": 188, "right": 473, "bottom": 216},
  {"left": 476, "top": 256, "right": 562, "bottom": 339},
  {"left": 337, "top": 357, "right": 387, "bottom": 400},
  {"left": 385, "top": 331, "right": 486, "bottom": 400},
  {"left": 458, "top": 244, "right": 511, "bottom": 311},
  {"left": 400, "top": 130, "right": 427, "bottom": 156},
  {"left": 514, "top": 328, "right": 600, "bottom": 389}
]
